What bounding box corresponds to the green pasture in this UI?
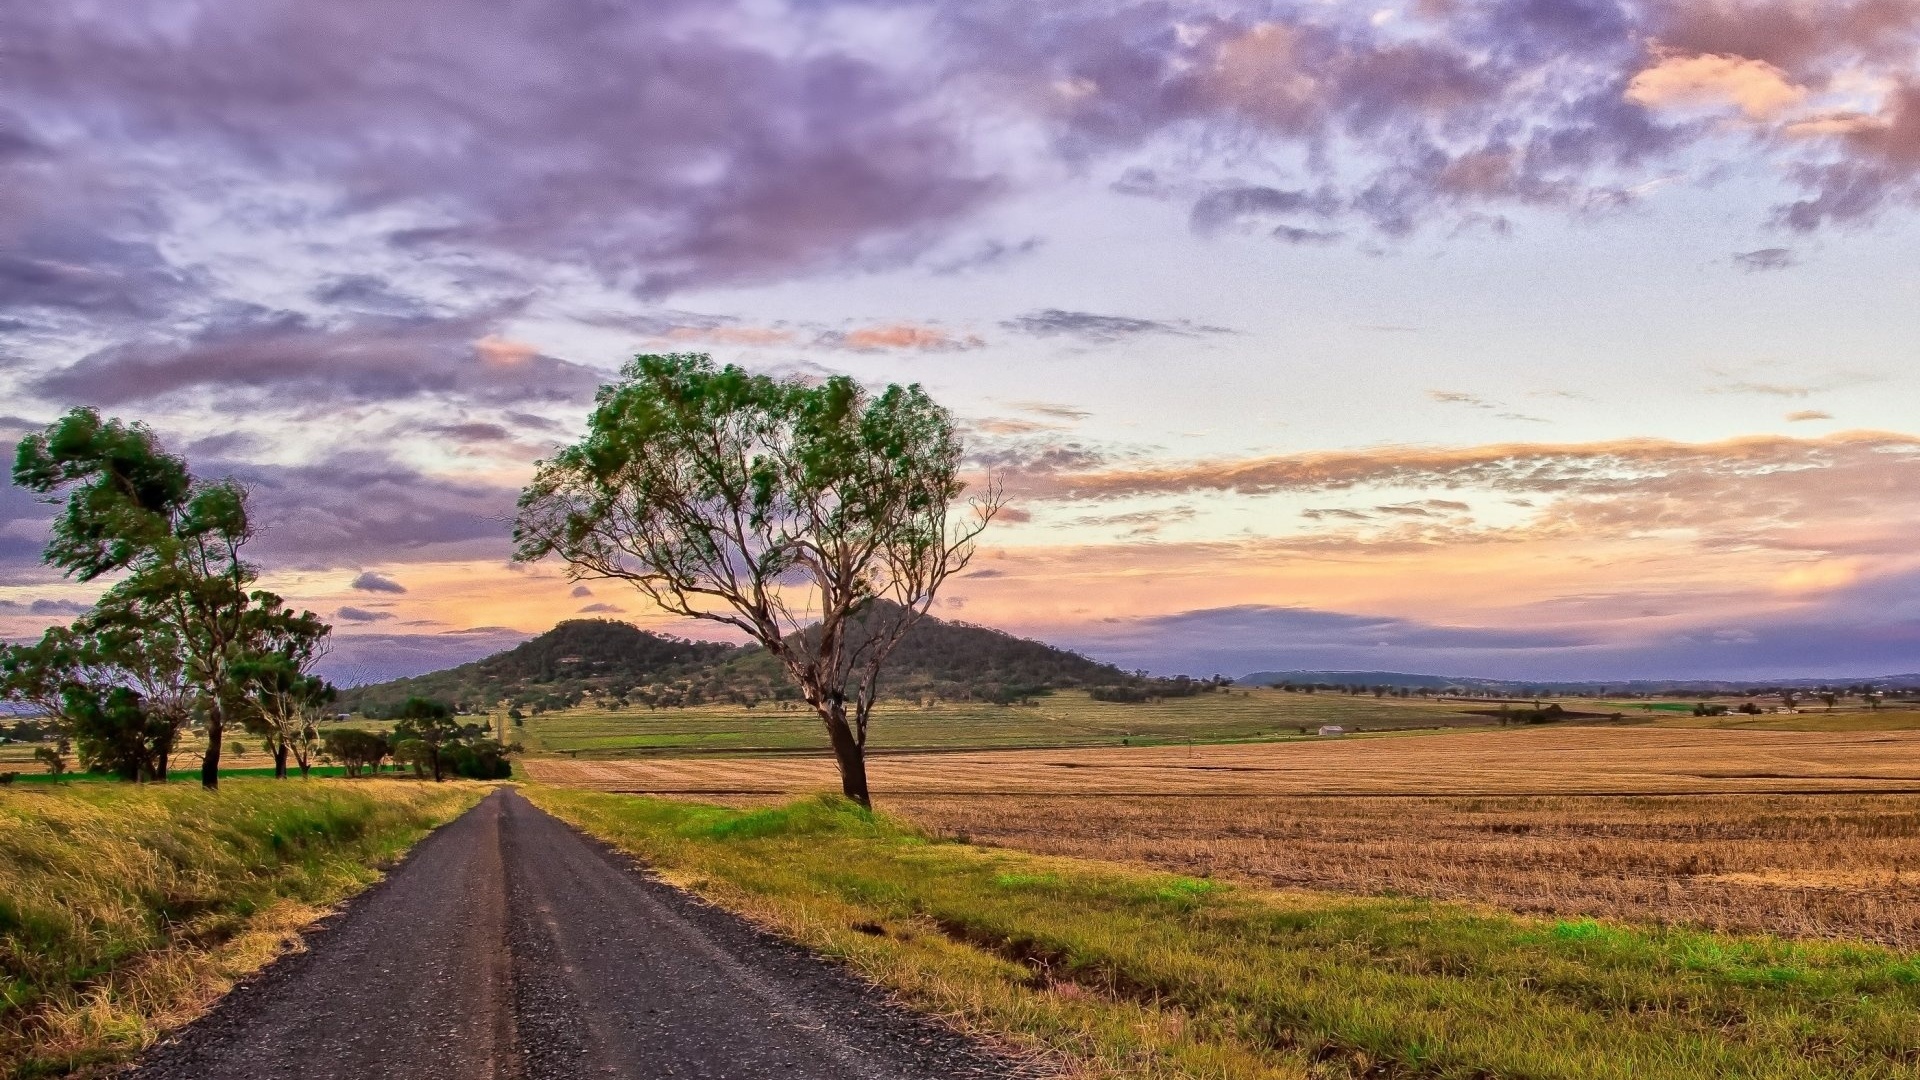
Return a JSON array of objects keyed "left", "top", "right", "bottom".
[{"left": 514, "top": 688, "right": 1502, "bottom": 757}]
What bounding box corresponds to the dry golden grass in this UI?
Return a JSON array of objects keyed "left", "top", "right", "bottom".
[
  {"left": 525, "top": 727, "right": 1920, "bottom": 946},
  {"left": 891, "top": 792, "right": 1920, "bottom": 948},
  {"left": 522, "top": 725, "right": 1920, "bottom": 796}
]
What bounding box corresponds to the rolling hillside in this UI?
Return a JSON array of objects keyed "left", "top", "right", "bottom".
[{"left": 340, "top": 610, "right": 1198, "bottom": 717}]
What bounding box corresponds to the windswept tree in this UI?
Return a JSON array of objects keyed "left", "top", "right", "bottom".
[
  {"left": 11, "top": 408, "right": 320, "bottom": 788},
  {"left": 515, "top": 353, "right": 997, "bottom": 806}
]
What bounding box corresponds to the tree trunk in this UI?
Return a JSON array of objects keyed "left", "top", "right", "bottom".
[
  {"left": 201, "top": 705, "right": 223, "bottom": 790},
  {"left": 821, "top": 705, "right": 871, "bottom": 808},
  {"left": 274, "top": 744, "right": 289, "bottom": 779}
]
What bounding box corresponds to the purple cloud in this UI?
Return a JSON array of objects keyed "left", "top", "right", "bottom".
[
  {"left": 0, "top": 2, "right": 996, "bottom": 303},
  {"left": 31, "top": 310, "right": 603, "bottom": 409},
  {"left": 351, "top": 571, "right": 408, "bottom": 595},
  {"left": 1733, "top": 247, "right": 1798, "bottom": 272},
  {"left": 1001, "top": 309, "right": 1231, "bottom": 342},
  {"left": 1061, "top": 601, "right": 1920, "bottom": 682},
  {"left": 228, "top": 451, "right": 522, "bottom": 569},
  {"left": 0, "top": 598, "right": 91, "bottom": 616}
]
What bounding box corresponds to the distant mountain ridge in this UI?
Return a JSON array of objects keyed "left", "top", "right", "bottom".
[
  {"left": 1237, "top": 669, "right": 1920, "bottom": 694},
  {"left": 339, "top": 611, "right": 1170, "bottom": 716}
]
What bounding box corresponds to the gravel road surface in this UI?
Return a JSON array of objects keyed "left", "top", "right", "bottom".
[{"left": 129, "top": 788, "right": 1021, "bottom": 1079}]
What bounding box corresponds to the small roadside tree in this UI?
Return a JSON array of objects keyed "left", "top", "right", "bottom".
[
  {"left": 68, "top": 686, "right": 172, "bottom": 780},
  {"left": 389, "top": 697, "right": 463, "bottom": 781},
  {"left": 322, "top": 728, "right": 390, "bottom": 777},
  {"left": 234, "top": 597, "right": 334, "bottom": 778},
  {"left": 32, "top": 742, "right": 70, "bottom": 778},
  {"left": 514, "top": 353, "right": 996, "bottom": 807}
]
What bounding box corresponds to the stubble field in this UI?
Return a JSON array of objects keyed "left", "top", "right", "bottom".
[
  {"left": 891, "top": 792, "right": 1920, "bottom": 947},
  {"left": 526, "top": 726, "right": 1920, "bottom": 945},
  {"left": 521, "top": 725, "right": 1920, "bottom": 797}
]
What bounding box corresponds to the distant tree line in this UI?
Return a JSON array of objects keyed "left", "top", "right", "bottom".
[{"left": 1090, "top": 675, "right": 1234, "bottom": 704}]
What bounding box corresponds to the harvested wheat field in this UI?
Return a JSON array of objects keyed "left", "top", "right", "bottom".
[
  {"left": 522, "top": 725, "right": 1920, "bottom": 796},
  {"left": 893, "top": 792, "right": 1920, "bottom": 947},
  {"left": 526, "top": 726, "right": 1920, "bottom": 945}
]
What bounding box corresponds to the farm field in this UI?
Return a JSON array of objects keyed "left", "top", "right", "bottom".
[
  {"left": 526, "top": 726, "right": 1920, "bottom": 947},
  {"left": 512, "top": 687, "right": 1505, "bottom": 756},
  {"left": 510, "top": 688, "right": 1920, "bottom": 760},
  {"left": 893, "top": 792, "right": 1920, "bottom": 948},
  {"left": 520, "top": 725, "right": 1920, "bottom": 796}
]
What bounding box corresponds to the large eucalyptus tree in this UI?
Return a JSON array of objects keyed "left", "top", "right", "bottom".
[{"left": 514, "top": 353, "right": 997, "bottom": 806}]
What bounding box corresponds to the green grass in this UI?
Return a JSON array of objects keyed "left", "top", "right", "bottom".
[
  {"left": 0, "top": 779, "right": 486, "bottom": 1078},
  {"left": 1, "top": 766, "right": 367, "bottom": 785},
  {"left": 525, "top": 787, "right": 1920, "bottom": 1080},
  {"left": 517, "top": 688, "right": 1497, "bottom": 757}
]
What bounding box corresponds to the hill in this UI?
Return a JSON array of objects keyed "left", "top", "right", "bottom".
[
  {"left": 340, "top": 610, "right": 1208, "bottom": 717},
  {"left": 339, "top": 619, "right": 743, "bottom": 717}
]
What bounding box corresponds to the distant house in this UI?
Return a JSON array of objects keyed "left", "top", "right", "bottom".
[{"left": 1317, "top": 725, "right": 1346, "bottom": 737}]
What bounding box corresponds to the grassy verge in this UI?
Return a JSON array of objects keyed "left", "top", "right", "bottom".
[
  {"left": 524, "top": 787, "right": 1920, "bottom": 1080},
  {"left": 0, "top": 779, "right": 487, "bottom": 1078}
]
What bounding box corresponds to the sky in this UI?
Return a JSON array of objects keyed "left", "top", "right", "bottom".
[{"left": 4, "top": 0, "right": 1920, "bottom": 683}]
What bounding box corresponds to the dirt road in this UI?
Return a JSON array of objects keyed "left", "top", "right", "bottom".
[{"left": 130, "top": 789, "right": 1016, "bottom": 1079}]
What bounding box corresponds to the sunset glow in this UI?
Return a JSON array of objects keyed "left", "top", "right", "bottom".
[{"left": 5, "top": 0, "right": 1919, "bottom": 682}]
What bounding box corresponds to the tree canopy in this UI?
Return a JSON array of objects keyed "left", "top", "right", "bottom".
[{"left": 514, "top": 353, "right": 996, "bottom": 805}]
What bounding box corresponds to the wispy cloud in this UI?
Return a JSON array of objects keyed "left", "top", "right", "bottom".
[
  {"left": 1004, "top": 401, "right": 1092, "bottom": 421},
  {"left": 1733, "top": 247, "right": 1798, "bottom": 272},
  {"left": 1002, "top": 309, "right": 1231, "bottom": 343},
  {"left": 351, "top": 571, "right": 408, "bottom": 594},
  {"left": 1429, "top": 390, "right": 1547, "bottom": 422},
  {"left": 816, "top": 323, "right": 983, "bottom": 352}
]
